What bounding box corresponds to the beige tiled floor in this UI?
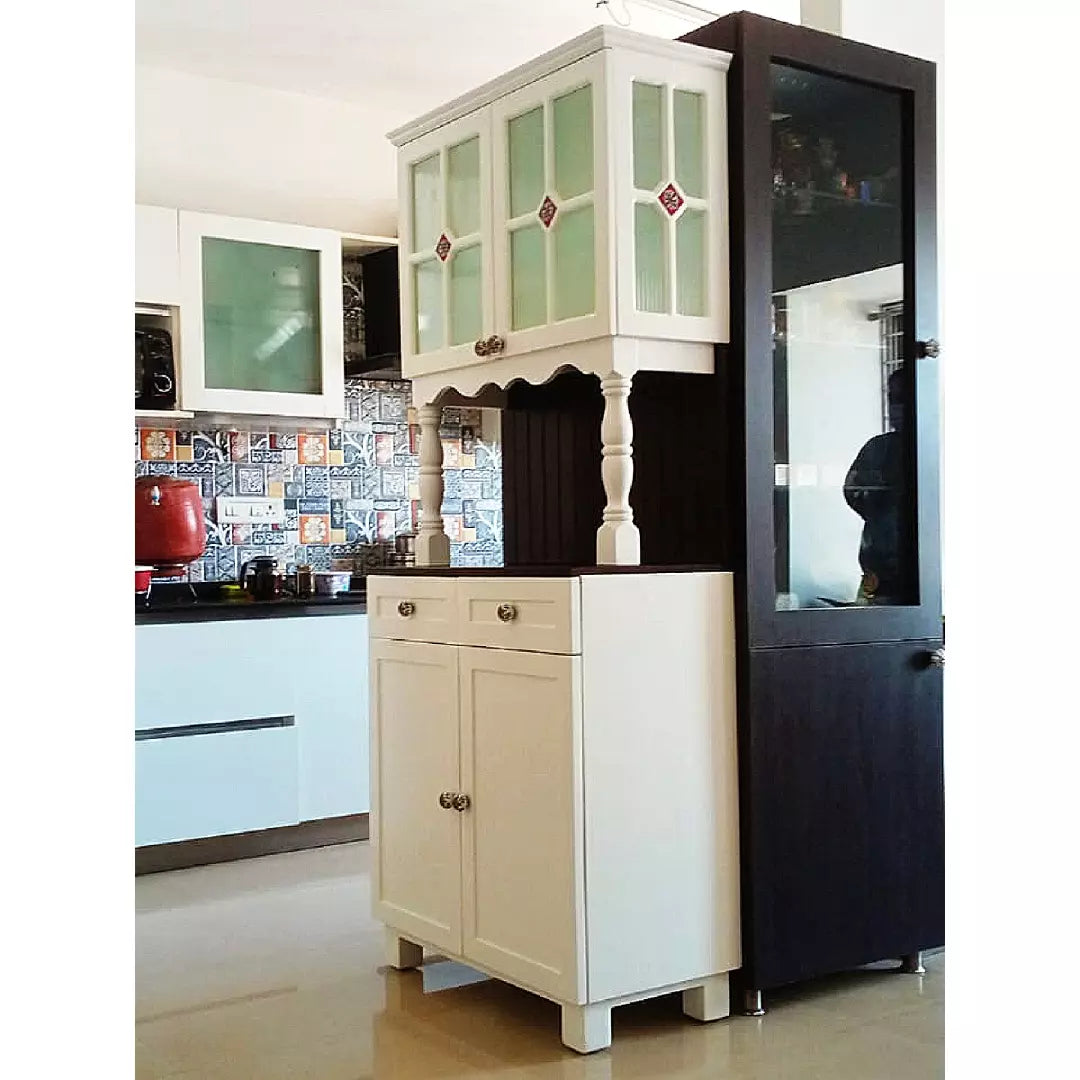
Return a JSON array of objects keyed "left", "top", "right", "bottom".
[{"left": 135, "top": 841, "right": 943, "bottom": 1079}]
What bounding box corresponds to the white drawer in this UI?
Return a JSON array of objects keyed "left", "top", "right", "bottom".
[
  {"left": 457, "top": 577, "right": 581, "bottom": 654},
  {"left": 368, "top": 575, "right": 458, "bottom": 643}
]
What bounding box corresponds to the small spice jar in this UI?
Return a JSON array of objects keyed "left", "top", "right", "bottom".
[{"left": 296, "top": 564, "right": 314, "bottom": 599}]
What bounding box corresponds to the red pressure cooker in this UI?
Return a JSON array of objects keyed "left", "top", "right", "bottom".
[{"left": 135, "top": 476, "right": 206, "bottom": 578}]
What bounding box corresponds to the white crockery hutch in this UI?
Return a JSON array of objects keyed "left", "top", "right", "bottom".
[{"left": 369, "top": 27, "right": 741, "bottom": 1054}]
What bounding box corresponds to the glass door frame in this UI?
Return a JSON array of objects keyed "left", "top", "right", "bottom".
[{"left": 685, "top": 14, "right": 941, "bottom": 648}]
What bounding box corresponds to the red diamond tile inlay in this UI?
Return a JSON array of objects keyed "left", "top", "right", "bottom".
[
  {"left": 658, "top": 182, "right": 685, "bottom": 216},
  {"left": 538, "top": 195, "right": 558, "bottom": 229},
  {"left": 435, "top": 233, "right": 452, "bottom": 261}
]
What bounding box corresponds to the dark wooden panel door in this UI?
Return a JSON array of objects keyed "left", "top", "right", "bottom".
[{"left": 741, "top": 639, "right": 944, "bottom": 991}]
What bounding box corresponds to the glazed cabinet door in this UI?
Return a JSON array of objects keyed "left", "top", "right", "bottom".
[
  {"left": 370, "top": 639, "right": 463, "bottom": 954},
  {"left": 177, "top": 211, "right": 344, "bottom": 418},
  {"left": 610, "top": 47, "right": 729, "bottom": 343},
  {"left": 491, "top": 53, "right": 611, "bottom": 360},
  {"left": 458, "top": 647, "right": 586, "bottom": 1003},
  {"left": 397, "top": 110, "right": 494, "bottom": 381}
]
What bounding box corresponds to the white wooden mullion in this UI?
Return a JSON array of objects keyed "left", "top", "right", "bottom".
[
  {"left": 663, "top": 82, "right": 677, "bottom": 316},
  {"left": 543, "top": 96, "right": 555, "bottom": 326},
  {"left": 439, "top": 146, "right": 451, "bottom": 350}
]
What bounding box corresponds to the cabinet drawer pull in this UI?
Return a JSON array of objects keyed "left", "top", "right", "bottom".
[
  {"left": 496, "top": 602, "right": 517, "bottom": 623},
  {"left": 438, "top": 791, "right": 455, "bottom": 810},
  {"left": 397, "top": 600, "right": 415, "bottom": 617},
  {"left": 928, "top": 648, "right": 945, "bottom": 668},
  {"left": 453, "top": 793, "right": 471, "bottom": 812},
  {"left": 473, "top": 335, "right": 506, "bottom": 358}
]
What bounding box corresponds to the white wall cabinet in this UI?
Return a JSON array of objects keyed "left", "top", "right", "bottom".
[
  {"left": 389, "top": 27, "right": 731, "bottom": 404},
  {"left": 135, "top": 614, "right": 369, "bottom": 846},
  {"left": 177, "top": 210, "right": 345, "bottom": 418},
  {"left": 135, "top": 204, "right": 181, "bottom": 306},
  {"left": 368, "top": 571, "right": 741, "bottom": 1053}
]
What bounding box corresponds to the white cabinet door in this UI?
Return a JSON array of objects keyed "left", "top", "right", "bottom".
[
  {"left": 135, "top": 204, "right": 180, "bottom": 306},
  {"left": 177, "top": 211, "right": 344, "bottom": 418},
  {"left": 459, "top": 646, "right": 586, "bottom": 1003},
  {"left": 491, "top": 53, "right": 612, "bottom": 360},
  {"left": 610, "top": 47, "right": 729, "bottom": 344},
  {"left": 398, "top": 110, "right": 494, "bottom": 381},
  {"left": 370, "top": 639, "right": 462, "bottom": 953}
]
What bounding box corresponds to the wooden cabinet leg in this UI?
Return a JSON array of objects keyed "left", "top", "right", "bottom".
[
  {"left": 561, "top": 1002, "right": 612, "bottom": 1053},
  {"left": 682, "top": 973, "right": 730, "bottom": 1022},
  {"left": 384, "top": 928, "right": 423, "bottom": 971},
  {"left": 415, "top": 402, "right": 450, "bottom": 567},
  {"left": 596, "top": 371, "right": 640, "bottom": 566}
]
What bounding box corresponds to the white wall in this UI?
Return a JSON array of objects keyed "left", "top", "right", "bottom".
[
  {"left": 135, "top": 65, "right": 399, "bottom": 235},
  {"left": 783, "top": 265, "right": 903, "bottom": 606}
]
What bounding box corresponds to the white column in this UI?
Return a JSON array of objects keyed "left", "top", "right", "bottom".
[
  {"left": 596, "top": 372, "right": 640, "bottom": 566},
  {"left": 415, "top": 403, "right": 450, "bottom": 567}
]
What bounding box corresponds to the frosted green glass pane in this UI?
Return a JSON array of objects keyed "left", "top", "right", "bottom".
[
  {"left": 413, "top": 258, "right": 443, "bottom": 354},
  {"left": 676, "top": 208, "right": 707, "bottom": 316},
  {"left": 447, "top": 138, "right": 480, "bottom": 238},
  {"left": 449, "top": 244, "right": 482, "bottom": 346},
  {"left": 553, "top": 84, "right": 593, "bottom": 199},
  {"left": 673, "top": 90, "right": 705, "bottom": 198},
  {"left": 510, "top": 225, "right": 546, "bottom": 330},
  {"left": 508, "top": 107, "right": 545, "bottom": 218},
  {"left": 634, "top": 203, "right": 667, "bottom": 313},
  {"left": 633, "top": 82, "right": 663, "bottom": 191},
  {"left": 411, "top": 153, "right": 441, "bottom": 253},
  {"left": 202, "top": 238, "right": 321, "bottom": 393},
  {"left": 552, "top": 205, "right": 595, "bottom": 321}
]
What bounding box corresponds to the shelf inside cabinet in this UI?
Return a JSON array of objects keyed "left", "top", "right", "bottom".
[{"left": 135, "top": 409, "right": 195, "bottom": 421}]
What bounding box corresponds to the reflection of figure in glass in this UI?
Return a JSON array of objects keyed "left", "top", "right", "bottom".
[{"left": 843, "top": 368, "right": 906, "bottom": 604}]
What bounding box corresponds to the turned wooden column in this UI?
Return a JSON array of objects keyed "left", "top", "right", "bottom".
[
  {"left": 415, "top": 403, "right": 450, "bottom": 567},
  {"left": 596, "top": 371, "right": 640, "bottom": 566}
]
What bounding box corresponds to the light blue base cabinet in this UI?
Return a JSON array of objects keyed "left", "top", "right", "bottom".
[{"left": 135, "top": 614, "right": 369, "bottom": 846}]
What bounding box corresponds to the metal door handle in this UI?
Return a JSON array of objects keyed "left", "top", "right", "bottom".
[
  {"left": 917, "top": 339, "right": 940, "bottom": 358},
  {"left": 397, "top": 600, "right": 415, "bottom": 617},
  {"left": 453, "top": 793, "right": 471, "bottom": 812},
  {"left": 438, "top": 791, "right": 455, "bottom": 810},
  {"left": 496, "top": 603, "right": 517, "bottom": 623},
  {"left": 928, "top": 648, "right": 945, "bottom": 668}
]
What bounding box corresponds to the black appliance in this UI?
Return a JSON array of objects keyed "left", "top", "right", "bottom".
[
  {"left": 135, "top": 326, "right": 177, "bottom": 410},
  {"left": 344, "top": 246, "right": 402, "bottom": 380}
]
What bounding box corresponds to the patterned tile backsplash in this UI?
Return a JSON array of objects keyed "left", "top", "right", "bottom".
[{"left": 135, "top": 379, "right": 504, "bottom": 581}]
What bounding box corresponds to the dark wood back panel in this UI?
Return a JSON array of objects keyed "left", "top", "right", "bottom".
[{"left": 501, "top": 367, "right": 737, "bottom": 568}]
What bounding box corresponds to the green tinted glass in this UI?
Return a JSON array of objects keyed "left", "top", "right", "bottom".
[
  {"left": 413, "top": 258, "right": 443, "bottom": 353},
  {"left": 447, "top": 137, "right": 480, "bottom": 238},
  {"left": 676, "top": 208, "right": 706, "bottom": 315},
  {"left": 510, "top": 225, "right": 546, "bottom": 330},
  {"left": 632, "top": 82, "right": 663, "bottom": 191},
  {"left": 202, "top": 238, "right": 322, "bottom": 393},
  {"left": 633, "top": 203, "right": 667, "bottom": 313},
  {"left": 553, "top": 205, "right": 595, "bottom": 321},
  {"left": 553, "top": 85, "right": 593, "bottom": 200},
  {"left": 449, "top": 244, "right": 482, "bottom": 346},
  {"left": 508, "top": 107, "right": 545, "bottom": 218},
  {"left": 673, "top": 90, "right": 705, "bottom": 198},
  {"left": 411, "top": 153, "right": 441, "bottom": 252}
]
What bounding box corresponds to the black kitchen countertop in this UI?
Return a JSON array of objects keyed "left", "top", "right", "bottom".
[
  {"left": 366, "top": 563, "right": 730, "bottom": 577},
  {"left": 135, "top": 581, "right": 368, "bottom": 624}
]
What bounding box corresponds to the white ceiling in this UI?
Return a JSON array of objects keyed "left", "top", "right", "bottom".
[{"left": 135, "top": 0, "right": 755, "bottom": 113}]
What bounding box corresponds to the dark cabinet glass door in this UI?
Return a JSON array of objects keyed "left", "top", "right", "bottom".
[{"left": 770, "top": 65, "right": 917, "bottom": 615}]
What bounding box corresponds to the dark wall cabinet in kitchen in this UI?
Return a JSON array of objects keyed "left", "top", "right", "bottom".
[{"left": 679, "top": 12, "right": 943, "bottom": 1002}]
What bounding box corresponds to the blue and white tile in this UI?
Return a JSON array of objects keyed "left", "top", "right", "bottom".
[
  {"left": 303, "top": 467, "right": 330, "bottom": 496},
  {"left": 381, "top": 469, "right": 405, "bottom": 498},
  {"left": 214, "top": 465, "right": 236, "bottom": 496},
  {"left": 236, "top": 465, "right": 266, "bottom": 495}
]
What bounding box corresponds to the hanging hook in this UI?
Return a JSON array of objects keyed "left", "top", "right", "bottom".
[{"left": 596, "top": 0, "right": 633, "bottom": 27}]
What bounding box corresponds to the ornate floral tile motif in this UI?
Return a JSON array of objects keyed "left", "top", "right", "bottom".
[{"left": 136, "top": 379, "right": 504, "bottom": 580}]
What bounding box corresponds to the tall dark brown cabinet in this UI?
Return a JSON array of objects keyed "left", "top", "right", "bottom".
[
  {"left": 681, "top": 12, "right": 943, "bottom": 1009},
  {"left": 501, "top": 11, "right": 944, "bottom": 1012}
]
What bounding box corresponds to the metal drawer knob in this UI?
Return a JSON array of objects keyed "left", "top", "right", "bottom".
[
  {"left": 496, "top": 602, "right": 517, "bottom": 623},
  {"left": 438, "top": 791, "right": 455, "bottom": 810},
  {"left": 928, "top": 648, "right": 945, "bottom": 668},
  {"left": 917, "top": 338, "right": 941, "bottom": 358},
  {"left": 397, "top": 600, "right": 415, "bottom": 618},
  {"left": 453, "top": 793, "right": 471, "bottom": 812},
  {"left": 473, "top": 335, "right": 506, "bottom": 358}
]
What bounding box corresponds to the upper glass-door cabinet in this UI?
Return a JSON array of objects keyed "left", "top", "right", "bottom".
[
  {"left": 389, "top": 27, "right": 730, "bottom": 390},
  {"left": 177, "top": 212, "right": 344, "bottom": 419}
]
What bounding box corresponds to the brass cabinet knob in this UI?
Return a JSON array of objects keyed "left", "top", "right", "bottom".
[
  {"left": 496, "top": 602, "right": 517, "bottom": 623},
  {"left": 438, "top": 791, "right": 455, "bottom": 810},
  {"left": 397, "top": 600, "right": 415, "bottom": 617},
  {"left": 917, "top": 339, "right": 941, "bottom": 358},
  {"left": 928, "top": 648, "right": 945, "bottom": 668},
  {"left": 473, "top": 335, "right": 506, "bottom": 358},
  {"left": 453, "top": 793, "right": 471, "bottom": 812}
]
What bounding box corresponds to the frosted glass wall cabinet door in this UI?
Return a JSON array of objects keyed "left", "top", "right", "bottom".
[
  {"left": 396, "top": 112, "right": 494, "bottom": 381},
  {"left": 177, "top": 211, "right": 344, "bottom": 418},
  {"left": 491, "top": 53, "right": 611, "bottom": 358}
]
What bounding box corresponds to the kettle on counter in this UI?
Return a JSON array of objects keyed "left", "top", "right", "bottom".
[
  {"left": 135, "top": 476, "right": 206, "bottom": 578},
  {"left": 239, "top": 556, "right": 283, "bottom": 601}
]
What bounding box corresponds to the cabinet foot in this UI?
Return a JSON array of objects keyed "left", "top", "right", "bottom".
[
  {"left": 899, "top": 951, "right": 926, "bottom": 974},
  {"left": 682, "top": 973, "right": 731, "bottom": 1022},
  {"left": 561, "top": 1002, "right": 612, "bottom": 1054},
  {"left": 384, "top": 929, "right": 423, "bottom": 971},
  {"left": 741, "top": 988, "right": 765, "bottom": 1016}
]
